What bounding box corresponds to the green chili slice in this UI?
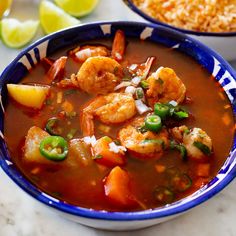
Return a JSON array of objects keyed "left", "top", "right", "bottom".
[
  {"left": 45, "top": 117, "right": 62, "bottom": 136},
  {"left": 145, "top": 115, "right": 162, "bottom": 132},
  {"left": 154, "top": 102, "right": 189, "bottom": 121},
  {"left": 140, "top": 80, "right": 149, "bottom": 89},
  {"left": 170, "top": 173, "right": 192, "bottom": 192},
  {"left": 154, "top": 103, "right": 170, "bottom": 120},
  {"left": 154, "top": 186, "right": 175, "bottom": 204},
  {"left": 173, "top": 111, "right": 189, "bottom": 119},
  {"left": 135, "top": 87, "right": 144, "bottom": 100},
  {"left": 193, "top": 141, "right": 211, "bottom": 155},
  {"left": 39, "top": 136, "right": 68, "bottom": 161}
]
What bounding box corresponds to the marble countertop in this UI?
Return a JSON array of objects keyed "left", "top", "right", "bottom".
[{"left": 0, "top": 0, "right": 236, "bottom": 235}]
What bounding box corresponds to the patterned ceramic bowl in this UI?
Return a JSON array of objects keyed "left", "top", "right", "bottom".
[
  {"left": 123, "top": 0, "right": 236, "bottom": 61},
  {"left": 0, "top": 22, "right": 235, "bottom": 231}
]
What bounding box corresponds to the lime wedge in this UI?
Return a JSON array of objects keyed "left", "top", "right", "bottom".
[
  {"left": 0, "top": 19, "right": 39, "bottom": 48},
  {"left": 54, "top": 0, "right": 99, "bottom": 17},
  {"left": 40, "top": 1, "right": 80, "bottom": 34}
]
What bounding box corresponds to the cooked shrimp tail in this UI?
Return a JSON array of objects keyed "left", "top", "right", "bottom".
[
  {"left": 81, "top": 111, "right": 94, "bottom": 137},
  {"left": 112, "top": 30, "right": 126, "bottom": 62},
  {"left": 81, "top": 97, "right": 107, "bottom": 136},
  {"left": 128, "top": 56, "right": 156, "bottom": 79},
  {"left": 142, "top": 56, "right": 156, "bottom": 79},
  {"left": 47, "top": 56, "right": 67, "bottom": 82}
]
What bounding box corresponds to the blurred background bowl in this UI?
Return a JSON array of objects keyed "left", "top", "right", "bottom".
[{"left": 123, "top": 0, "right": 236, "bottom": 61}]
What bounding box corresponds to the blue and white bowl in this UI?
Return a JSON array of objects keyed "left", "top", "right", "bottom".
[
  {"left": 124, "top": 0, "right": 236, "bottom": 61},
  {"left": 0, "top": 21, "right": 235, "bottom": 231}
]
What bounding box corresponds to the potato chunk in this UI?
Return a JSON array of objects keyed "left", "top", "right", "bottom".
[
  {"left": 24, "top": 126, "right": 78, "bottom": 166},
  {"left": 69, "top": 139, "right": 92, "bottom": 166},
  {"left": 7, "top": 84, "right": 50, "bottom": 109},
  {"left": 24, "top": 126, "right": 51, "bottom": 164}
]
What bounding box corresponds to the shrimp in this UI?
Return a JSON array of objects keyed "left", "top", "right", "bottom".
[
  {"left": 183, "top": 128, "right": 212, "bottom": 161},
  {"left": 58, "top": 30, "right": 126, "bottom": 91},
  {"left": 72, "top": 56, "right": 124, "bottom": 95},
  {"left": 47, "top": 56, "right": 67, "bottom": 82},
  {"left": 70, "top": 30, "right": 125, "bottom": 62},
  {"left": 146, "top": 67, "right": 186, "bottom": 104},
  {"left": 70, "top": 45, "right": 109, "bottom": 62},
  {"left": 118, "top": 117, "right": 169, "bottom": 157},
  {"left": 111, "top": 30, "right": 126, "bottom": 62},
  {"left": 81, "top": 93, "right": 136, "bottom": 136}
]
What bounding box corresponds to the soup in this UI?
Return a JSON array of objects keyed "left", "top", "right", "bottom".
[{"left": 4, "top": 30, "right": 234, "bottom": 211}]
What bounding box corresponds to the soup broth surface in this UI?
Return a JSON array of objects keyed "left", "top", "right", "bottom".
[{"left": 4, "top": 37, "right": 234, "bottom": 211}]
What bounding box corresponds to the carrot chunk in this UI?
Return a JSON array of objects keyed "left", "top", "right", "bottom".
[
  {"left": 104, "top": 166, "right": 137, "bottom": 207},
  {"left": 155, "top": 164, "right": 166, "bottom": 173},
  {"left": 93, "top": 137, "right": 125, "bottom": 167}
]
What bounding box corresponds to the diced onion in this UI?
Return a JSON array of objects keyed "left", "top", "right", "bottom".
[
  {"left": 135, "top": 99, "right": 151, "bottom": 114},
  {"left": 129, "top": 64, "right": 138, "bottom": 71},
  {"left": 83, "top": 135, "right": 97, "bottom": 147},
  {"left": 169, "top": 100, "right": 178, "bottom": 106},
  {"left": 131, "top": 76, "right": 142, "bottom": 86},
  {"left": 114, "top": 81, "right": 131, "bottom": 91},
  {"left": 125, "top": 86, "right": 136, "bottom": 94},
  {"left": 109, "top": 142, "right": 127, "bottom": 154},
  {"left": 75, "top": 48, "right": 92, "bottom": 60}
]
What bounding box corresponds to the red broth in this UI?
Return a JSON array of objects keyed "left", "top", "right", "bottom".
[{"left": 4, "top": 38, "right": 234, "bottom": 211}]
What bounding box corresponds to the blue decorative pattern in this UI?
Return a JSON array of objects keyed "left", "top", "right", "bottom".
[
  {"left": 33, "top": 48, "right": 41, "bottom": 63},
  {"left": 0, "top": 22, "right": 235, "bottom": 221}
]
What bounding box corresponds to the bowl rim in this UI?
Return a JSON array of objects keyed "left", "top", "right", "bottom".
[
  {"left": 0, "top": 21, "right": 236, "bottom": 221},
  {"left": 124, "top": 0, "right": 236, "bottom": 37}
]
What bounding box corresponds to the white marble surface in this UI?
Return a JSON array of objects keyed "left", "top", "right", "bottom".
[{"left": 0, "top": 0, "right": 236, "bottom": 235}]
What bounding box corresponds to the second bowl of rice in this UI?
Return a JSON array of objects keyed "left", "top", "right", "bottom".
[{"left": 124, "top": 0, "right": 236, "bottom": 60}]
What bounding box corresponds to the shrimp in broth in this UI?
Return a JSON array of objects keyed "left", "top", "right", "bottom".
[{"left": 4, "top": 30, "right": 234, "bottom": 212}]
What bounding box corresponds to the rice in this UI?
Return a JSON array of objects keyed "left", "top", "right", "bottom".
[{"left": 132, "top": 0, "right": 236, "bottom": 32}]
